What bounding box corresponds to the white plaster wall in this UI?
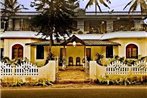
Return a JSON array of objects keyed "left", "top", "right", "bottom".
[{"left": 3, "top": 39, "right": 32, "bottom": 60}]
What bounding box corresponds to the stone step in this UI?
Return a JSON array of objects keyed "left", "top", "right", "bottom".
[
  {"left": 59, "top": 66, "right": 85, "bottom": 70},
  {"left": 56, "top": 79, "right": 91, "bottom": 84},
  {"left": 57, "top": 68, "right": 89, "bottom": 84}
]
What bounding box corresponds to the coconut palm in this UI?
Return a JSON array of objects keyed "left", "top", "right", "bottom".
[
  {"left": 0, "top": 0, "right": 28, "bottom": 31},
  {"left": 123, "top": 0, "right": 147, "bottom": 14},
  {"left": 84, "top": 0, "right": 111, "bottom": 12}
]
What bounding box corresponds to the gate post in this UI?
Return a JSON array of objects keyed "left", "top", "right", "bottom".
[
  {"left": 89, "top": 61, "right": 97, "bottom": 81},
  {"left": 50, "top": 61, "right": 56, "bottom": 82}
]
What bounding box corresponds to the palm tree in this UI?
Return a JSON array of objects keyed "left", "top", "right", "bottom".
[
  {"left": 0, "top": 0, "right": 28, "bottom": 31},
  {"left": 30, "top": 0, "right": 79, "bottom": 60},
  {"left": 84, "top": 0, "right": 111, "bottom": 12},
  {"left": 123, "top": 0, "right": 147, "bottom": 14}
]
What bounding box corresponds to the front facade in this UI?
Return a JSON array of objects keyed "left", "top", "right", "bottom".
[{"left": 0, "top": 11, "right": 147, "bottom": 66}]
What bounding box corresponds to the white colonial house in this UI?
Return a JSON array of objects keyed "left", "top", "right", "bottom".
[{"left": 0, "top": 9, "right": 147, "bottom": 82}]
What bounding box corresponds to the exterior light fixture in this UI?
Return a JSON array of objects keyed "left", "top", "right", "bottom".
[
  {"left": 73, "top": 41, "right": 76, "bottom": 47},
  {"left": 28, "top": 17, "right": 31, "bottom": 20},
  {"left": 101, "top": 21, "right": 105, "bottom": 24},
  {"left": 117, "top": 17, "right": 120, "bottom": 20}
]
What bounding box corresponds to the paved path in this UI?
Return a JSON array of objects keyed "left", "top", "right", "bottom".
[
  {"left": 2, "top": 86, "right": 147, "bottom": 98},
  {"left": 57, "top": 68, "right": 89, "bottom": 83}
]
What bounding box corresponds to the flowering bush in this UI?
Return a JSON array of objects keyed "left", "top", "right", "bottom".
[
  {"left": 95, "top": 75, "right": 147, "bottom": 85},
  {"left": 1, "top": 77, "right": 53, "bottom": 87},
  {"left": 95, "top": 53, "right": 104, "bottom": 66}
]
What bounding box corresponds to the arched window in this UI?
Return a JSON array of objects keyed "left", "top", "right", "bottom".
[
  {"left": 126, "top": 44, "right": 138, "bottom": 58},
  {"left": 12, "top": 44, "right": 23, "bottom": 59}
]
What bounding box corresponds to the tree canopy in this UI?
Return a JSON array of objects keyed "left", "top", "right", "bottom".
[
  {"left": 84, "top": 0, "right": 147, "bottom": 14},
  {"left": 0, "top": 0, "right": 28, "bottom": 16},
  {"left": 0, "top": 0, "right": 28, "bottom": 31},
  {"left": 124, "top": 0, "right": 147, "bottom": 14},
  {"left": 84, "top": 0, "right": 111, "bottom": 12},
  {"left": 30, "top": 0, "right": 79, "bottom": 45}
]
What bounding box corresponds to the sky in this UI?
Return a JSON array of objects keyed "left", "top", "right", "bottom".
[{"left": 18, "top": 0, "right": 140, "bottom": 12}]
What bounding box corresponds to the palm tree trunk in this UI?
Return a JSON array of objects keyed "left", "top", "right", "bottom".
[
  {"left": 62, "top": 36, "right": 66, "bottom": 68},
  {"left": 63, "top": 36, "right": 66, "bottom": 59},
  {"left": 44, "top": 34, "right": 54, "bottom": 64},
  {"left": 49, "top": 34, "right": 54, "bottom": 54}
]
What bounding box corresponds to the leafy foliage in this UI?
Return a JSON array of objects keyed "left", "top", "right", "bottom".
[
  {"left": 30, "top": 0, "right": 79, "bottom": 44},
  {"left": 1, "top": 56, "right": 29, "bottom": 66},
  {"left": 107, "top": 55, "right": 147, "bottom": 66},
  {"left": 0, "top": 0, "right": 28, "bottom": 16},
  {"left": 0, "top": 0, "right": 28, "bottom": 31},
  {"left": 95, "top": 53, "right": 104, "bottom": 65},
  {"left": 1, "top": 78, "right": 53, "bottom": 87},
  {"left": 84, "top": 0, "right": 111, "bottom": 12},
  {"left": 123, "top": 0, "right": 147, "bottom": 14},
  {"left": 95, "top": 75, "right": 147, "bottom": 85}
]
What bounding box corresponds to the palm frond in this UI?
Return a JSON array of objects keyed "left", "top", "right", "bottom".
[
  {"left": 129, "top": 0, "right": 138, "bottom": 12},
  {"left": 124, "top": 0, "right": 147, "bottom": 14},
  {"left": 96, "top": 1, "right": 102, "bottom": 12},
  {"left": 140, "top": 0, "right": 147, "bottom": 9},
  {"left": 85, "top": 0, "right": 110, "bottom": 11},
  {"left": 85, "top": 0, "right": 94, "bottom": 9},
  {"left": 1, "top": 0, "right": 28, "bottom": 16},
  {"left": 99, "top": 0, "right": 110, "bottom": 9},
  {"left": 123, "top": 0, "right": 133, "bottom": 10},
  {"left": 106, "top": 0, "right": 111, "bottom": 4}
]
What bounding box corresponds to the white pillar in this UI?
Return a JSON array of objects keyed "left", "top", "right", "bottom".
[
  {"left": 21, "top": 18, "right": 24, "bottom": 30},
  {"left": 134, "top": 20, "right": 143, "bottom": 30},
  {"left": 77, "top": 19, "right": 84, "bottom": 32},
  {"left": 8, "top": 19, "right": 13, "bottom": 30},
  {"left": 106, "top": 20, "right": 113, "bottom": 32},
  {"left": 48, "top": 61, "right": 56, "bottom": 82},
  {"left": 89, "top": 61, "right": 97, "bottom": 80},
  {"left": 38, "top": 61, "right": 56, "bottom": 82},
  {"left": 25, "top": 45, "right": 31, "bottom": 60}
]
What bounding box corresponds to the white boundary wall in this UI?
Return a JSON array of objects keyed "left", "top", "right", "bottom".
[
  {"left": 89, "top": 60, "right": 147, "bottom": 80},
  {"left": 0, "top": 60, "right": 57, "bottom": 82}
]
